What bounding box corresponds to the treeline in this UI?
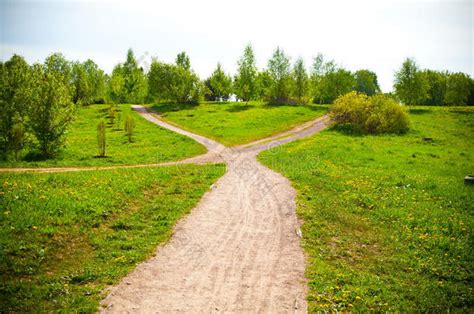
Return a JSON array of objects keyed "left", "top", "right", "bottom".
[
  {"left": 1, "top": 46, "right": 473, "bottom": 160},
  {"left": 394, "top": 58, "right": 473, "bottom": 106}
]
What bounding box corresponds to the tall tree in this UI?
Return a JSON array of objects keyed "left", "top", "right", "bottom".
[
  {"left": 291, "top": 57, "right": 310, "bottom": 104},
  {"left": 234, "top": 44, "right": 258, "bottom": 102},
  {"left": 0, "top": 55, "right": 30, "bottom": 156},
  {"left": 445, "top": 72, "right": 471, "bottom": 106},
  {"left": 354, "top": 69, "right": 380, "bottom": 96},
  {"left": 208, "top": 63, "right": 232, "bottom": 101},
  {"left": 148, "top": 59, "right": 202, "bottom": 104},
  {"left": 394, "top": 58, "right": 428, "bottom": 105},
  {"left": 109, "top": 49, "right": 147, "bottom": 104},
  {"left": 267, "top": 47, "right": 291, "bottom": 103},
  {"left": 421, "top": 70, "right": 447, "bottom": 106},
  {"left": 27, "top": 54, "right": 76, "bottom": 157}
]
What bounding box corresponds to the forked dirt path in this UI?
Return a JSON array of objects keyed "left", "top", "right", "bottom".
[
  {"left": 100, "top": 106, "right": 330, "bottom": 313},
  {"left": 1, "top": 105, "right": 330, "bottom": 312}
]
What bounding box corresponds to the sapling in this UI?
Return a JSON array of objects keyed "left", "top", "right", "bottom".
[
  {"left": 97, "top": 121, "right": 106, "bottom": 157},
  {"left": 124, "top": 115, "right": 135, "bottom": 143}
]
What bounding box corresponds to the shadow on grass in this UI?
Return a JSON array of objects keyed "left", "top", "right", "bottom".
[
  {"left": 409, "top": 108, "right": 431, "bottom": 115},
  {"left": 151, "top": 102, "right": 198, "bottom": 114},
  {"left": 226, "top": 104, "right": 255, "bottom": 112}
]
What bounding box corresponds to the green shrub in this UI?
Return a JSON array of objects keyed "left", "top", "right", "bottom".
[{"left": 330, "top": 91, "right": 409, "bottom": 134}]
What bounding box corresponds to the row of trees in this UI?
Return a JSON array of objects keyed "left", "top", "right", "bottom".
[
  {"left": 394, "top": 58, "right": 473, "bottom": 106},
  {"left": 204, "top": 45, "right": 381, "bottom": 104}
]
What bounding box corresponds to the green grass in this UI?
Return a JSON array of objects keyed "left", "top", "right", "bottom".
[
  {"left": 151, "top": 101, "right": 328, "bottom": 146},
  {"left": 0, "top": 164, "right": 225, "bottom": 311},
  {"left": 259, "top": 106, "right": 473, "bottom": 311},
  {"left": 1, "top": 104, "right": 206, "bottom": 168}
]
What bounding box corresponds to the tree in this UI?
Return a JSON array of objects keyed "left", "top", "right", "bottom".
[
  {"left": 420, "top": 70, "right": 447, "bottom": 106},
  {"left": 0, "top": 54, "right": 30, "bottom": 156},
  {"left": 394, "top": 58, "right": 428, "bottom": 105},
  {"left": 445, "top": 72, "right": 471, "bottom": 106},
  {"left": 267, "top": 47, "right": 292, "bottom": 103},
  {"left": 291, "top": 57, "right": 310, "bottom": 104},
  {"left": 176, "top": 52, "right": 191, "bottom": 70},
  {"left": 234, "top": 44, "right": 258, "bottom": 102},
  {"left": 27, "top": 54, "right": 76, "bottom": 158},
  {"left": 124, "top": 115, "right": 135, "bottom": 143},
  {"left": 108, "top": 49, "right": 147, "bottom": 104},
  {"left": 255, "top": 70, "right": 273, "bottom": 100},
  {"left": 208, "top": 63, "right": 232, "bottom": 101},
  {"left": 354, "top": 69, "right": 380, "bottom": 96},
  {"left": 148, "top": 59, "right": 202, "bottom": 104},
  {"left": 310, "top": 53, "right": 346, "bottom": 104},
  {"left": 97, "top": 121, "right": 106, "bottom": 157}
]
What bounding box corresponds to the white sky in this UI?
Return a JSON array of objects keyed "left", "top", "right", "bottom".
[{"left": 1, "top": 0, "right": 472, "bottom": 92}]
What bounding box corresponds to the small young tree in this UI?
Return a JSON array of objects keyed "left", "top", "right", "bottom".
[
  {"left": 124, "top": 115, "right": 135, "bottom": 143},
  {"left": 176, "top": 52, "right": 191, "bottom": 70},
  {"left": 116, "top": 112, "right": 122, "bottom": 130},
  {"left": 97, "top": 121, "right": 106, "bottom": 157},
  {"left": 109, "top": 105, "right": 116, "bottom": 125}
]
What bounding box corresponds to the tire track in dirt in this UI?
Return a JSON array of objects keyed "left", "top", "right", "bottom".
[{"left": 100, "top": 106, "right": 330, "bottom": 313}]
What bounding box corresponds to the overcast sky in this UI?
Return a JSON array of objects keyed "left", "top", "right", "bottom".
[{"left": 0, "top": 0, "right": 472, "bottom": 92}]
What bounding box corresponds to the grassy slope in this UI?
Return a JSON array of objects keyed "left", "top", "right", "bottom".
[
  {"left": 0, "top": 164, "right": 225, "bottom": 311},
  {"left": 151, "top": 101, "right": 328, "bottom": 146},
  {"left": 1, "top": 104, "right": 206, "bottom": 167},
  {"left": 259, "top": 106, "right": 473, "bottom": 311}
]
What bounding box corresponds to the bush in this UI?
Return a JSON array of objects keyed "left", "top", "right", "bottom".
[
  {"left": 97, "top": 121, "right": 106, "bottom": 157},
  {"left": 330, "top": 92, "right": 409, "bottom": 134}
]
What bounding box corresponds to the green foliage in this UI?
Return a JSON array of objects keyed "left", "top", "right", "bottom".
[
  {"left": 0, "top": 55, "right": 30, "bottom": 157},
  {"left": 394, "top": 58, "right": 429, "bottom": 105},
  {"left": 354, "top": 69, "right": 380, "bottom": 96},
  {"left": 208, "top": 63, "right": 232, "bottom": 101},
  {"left": 291, "top": 57, "right": 310, "bottom": 104},
  {"left": 255, "top": 70, "right": 272, "bottom": 100},
  {"left": 330, "top": 91, "right": 409, "bottom": 134},
  {"left": 26, "top": 54, "right": 76, "bottom": 158},
  {"left": 311, "top": 54, "right": 355, "bottom": 104},
  {"left": 97, "top": 121, "right": 106, "bottom": 157},
  {"left": 148, "top": 59, "right": 202, "bottom": 104},
  {"left": 108, "top": 49, "right": 147, "bottom": 104},
  {"left": 124, "top": 115, "right": 135, "bottom": 143},
  {"left": 445, "top": 72, "right": 471, "bottom": 106},
  {"left": 234, "top": 44, "right": 258, "bottom": 101},
  {"left": 175, "top": 51, "right": 191, "bottom": 70},
  {"left": 259, "top": 106, "right": 473, "bottom": 311},
  {"left": 11, "top": 122, "right": 26, "bottom": 161},
  {"left": 0, "top": 165, "right": 225, "bottom": 311},
  {"left": 0, "top": 104, "right": 205, "bottom": 167},
  {"left": 71, "top": 59, "right": 106, "bottom": 105},
  {"left": 421, "top": 70, "right": 447, "bottom": 106},
  {"left": 152, "top": 101, "right": 327, "bottom": 146},
  {"left": 267, "top": 47, "right": 292, "bottom": 103},
  {"left": 108, "top": 105, "right": 116, "bottom": 125}
]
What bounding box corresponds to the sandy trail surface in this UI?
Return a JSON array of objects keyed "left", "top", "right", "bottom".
[{"left": 100, "top": 106, "right": 329, "bottom": 313}]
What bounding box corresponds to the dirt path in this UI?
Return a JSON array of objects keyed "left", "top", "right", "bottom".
[
  {"left": 100, "top": 106, "right": 330, "bottom": 313},
  {"left": 1, "top": 106, "right": 330, "bottom": 312}
]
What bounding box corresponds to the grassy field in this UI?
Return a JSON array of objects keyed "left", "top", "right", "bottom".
[
  {"left": 151, "top": 101, "right": 328, "bottom": 146},
  {"left": 1, "top": 104, "right": 206, "bottom": 168},
  {"left": 0, "top": 164, "right": 225, "bottom": 311},
  {"left": 259, "top": 106, "right": 474, "bottom": 311}
]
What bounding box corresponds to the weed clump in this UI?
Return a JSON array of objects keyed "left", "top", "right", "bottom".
[{"left": 330, "top": 91, "right": 410, "bottom": 134}]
